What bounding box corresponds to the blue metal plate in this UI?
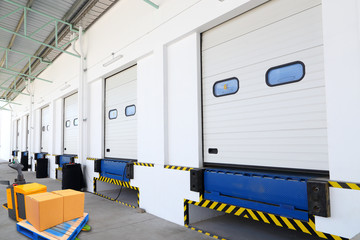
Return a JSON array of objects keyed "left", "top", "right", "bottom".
[
  {"left": 59, "top": 155, "right": 76, "bottom": 168},
  {"left": 204, "top": 169, "right": 310, "bottom": 221},
  {"left": 100, "top": 159, "right": 130, "bottom": 182}
]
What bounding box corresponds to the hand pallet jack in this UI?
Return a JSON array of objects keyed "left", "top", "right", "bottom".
[
  {"left": 2, "top": 160, "right": 47, "bottom": 221},
  {"left": 1, "top": 160, "right": 91, "bottom": 239}
]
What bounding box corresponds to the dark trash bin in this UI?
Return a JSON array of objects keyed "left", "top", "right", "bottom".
[
  {"left": 36, "top": 158, "right": 48, "bottom": 178},
  {"left": 62, "top": 163, "right": 85, "bottom": 191},
  {"left": 21, "top": 152, "right": 29, "bottom": 171}
]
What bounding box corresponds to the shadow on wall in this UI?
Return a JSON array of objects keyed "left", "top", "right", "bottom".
[{"left": 0, "top": 110, "right": 11, "bottom": 161}]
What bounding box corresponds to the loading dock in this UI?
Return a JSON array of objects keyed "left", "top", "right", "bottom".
[
  {"left": 93, "top": 65, "right": 139, "bottom": 208},
  {"left": 2, "top": 0, "right": 360, "bottom": 239},
  {"left": 93, "top": 175, "right": 139, "bottom": 209},
  {"left": 193, "top": 1, "right": 332, "bottom": 237},
  {"left": 93, "top": 158, "right": 139, "bottom": 209}
]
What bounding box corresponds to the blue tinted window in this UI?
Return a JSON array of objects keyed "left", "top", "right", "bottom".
[
  {"left": 213, "top": 78, "right": 239, "bottom": 97},
  {"left": 266, "top": 61, "right": 305, "bottom": 86},
  {"left": 125, "top": 105, "right": 136, "bottom": 116},
  {"left": 109, "top": 109, "right": 117, "bottom": 120}
]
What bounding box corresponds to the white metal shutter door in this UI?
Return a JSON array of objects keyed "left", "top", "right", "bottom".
[
  {"left": 41, "top": 106, "right": 50, "bottom": 152},
  {"left": 64, "top": 93, "right": 78, "bottom": 155},
  {"left": 105, "top": 65, "right": 137, "bottom": 159},
  {"left": 202, "top": 0, "right": 328, "bottom": 171}
]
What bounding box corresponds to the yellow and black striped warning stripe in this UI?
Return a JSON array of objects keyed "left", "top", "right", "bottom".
[
  {"left": 93, "top": 178, "right": 96, "bottom": 193},
  {"left": 55, "top": 167, "right": 62, "bottom": 181},
  {"left": 164, "top": 165, "right": 193, "bottom": 171},
  {"left": 184, "top": 199, "right": 347, "bottom": 240},
  {"left": 137, "top": 192, "right": 140, "bottom": 207},
  {"left": 93, "top": 177, "right": 140, "bottom": 209},
  {"left": 185, "top": 224, "right": 227, "bottom": 240},
  {"left": 95, "top": 176, "right": 138, "bottom": 190},
  {"left": 94, "top": 192, "right": 138, "bottom": 209},
  {"left": 87, "top": 157, "right": 98, "bottom": 161},
  {"left": 329, "top": 181, "right": 360, "bottom": 191},
  {"left": 134, "top": 162, "right": 154, "bottom": 167},
  {"left": 184, "top": 202, "right": 228, "bottom": 240}
]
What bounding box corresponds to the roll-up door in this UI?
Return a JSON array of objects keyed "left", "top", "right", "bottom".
[
  {"left": 202, "top": 0, "right": 328, "bottom": 171},
  {"left": 105, "top": 65, "right": 137, "bottom": 159},
  {"left": 63, "top": 93, "right": 78, "bottom": 155},
  {"left": 41, "top": 106, "right": 50, "bottom": 152}
]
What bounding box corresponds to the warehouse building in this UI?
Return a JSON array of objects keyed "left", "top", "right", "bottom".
[{"left": 1, "top": 0, "right": 360, "bottom": 239}]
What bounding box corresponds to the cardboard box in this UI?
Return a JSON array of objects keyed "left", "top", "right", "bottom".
[
  {"left": 25, "top": 192, "right": 64, "bottom": 232},
  {"left": 52, "top": 189, "right": 84, "bottom": 222}
]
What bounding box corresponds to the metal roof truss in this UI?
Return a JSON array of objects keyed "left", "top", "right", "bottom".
[{"left": 0, "top": 0, "right": 80, "bottom": 58}]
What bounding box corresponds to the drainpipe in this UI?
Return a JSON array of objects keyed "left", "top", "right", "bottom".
[
  {"left": 26, "top": 78, "right": 34, "bottom": 170},
  {"left": 77, "top": 26, "right": 85, "bottom": 168},
  {"left": 9, "top": 101, "right": 13, "bottom": 161}
]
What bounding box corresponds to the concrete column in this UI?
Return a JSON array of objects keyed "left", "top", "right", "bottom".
[{"left": 316, "top": 1, "right": 360, "bottom": 238}]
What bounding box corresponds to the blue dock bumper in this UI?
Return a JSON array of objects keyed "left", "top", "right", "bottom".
[{"left": 204, "top": 169, "right": 310, "bottom": 221}]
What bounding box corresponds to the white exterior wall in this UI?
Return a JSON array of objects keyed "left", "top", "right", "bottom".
[
  {"left": 16, "top": 119, "right": 20, "bottom": 151},
  {"left": 166, "top": 33, "right": 202, "bottom": 168},
  {"left": 13, "top": 119, "right": 19, "bottom": 150},
  {"left": 8, "top": 0, "right": 360, "bottom": 235},
  {"left": 0, "top": 111, "right": 11, "bottom": 161},
  {"left": 88, "top": 79, "right": 103, "bottom": 159},
  {"left": 33, "top": 109, "right": 41, "bottom": 154},
  {"left": 85, "top": 78, "right": 103, "bottom": 187},
  {"left": 20, "top": 116, "right": 26, "bottom": 151},
  {"left": 23, "top": 115, "right": 29, "bottom": 151},
  {"left": 316, "top": 0, "right": 360, "bottom": 238},
  {"left": 137, "top": 49, "right": 165, "bottom": 166},
  {"left": 53, "top": 98, "right": 64, "bottom": 155},
  {"left": 133, "top": 48, "right": 200, "bottom": 225}
]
